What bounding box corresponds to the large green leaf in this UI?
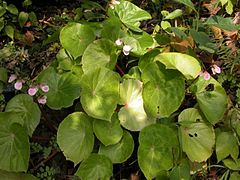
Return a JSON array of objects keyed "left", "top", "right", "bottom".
[
  {"left": 37, "top": 66, "right": 81, "bottom": 110},
  {"left": 205, "top": 16, "right": 238, "bottom": 31},
  {"left": 0, "top": 67, "right": 7, "bottom": 83},
  {"left": 118, "top": 79, "right": 155, "bottom": 131},
  {"left": 138, "top": 124, "right": 179, "bottom": 179},
  {"left": 5, "top": 94, "right": 41, "bottom": 136},
  {"left": 75, "top": 154, "right": 113, "bottom": 180},
  {"left": 223, "top": 158, "right": 240, "bottom": 171},
  {"left": 18, "top": 11, "right": 29, "bottom": 28},
  {"left": 154, "top": 53, "right": 201, "bottom": 79},
  {"left": 113, "top": 0, "right": 152, "bottom": 32},
  {"left": 174, "top": 0, "right": 197, "bottom": 13},
  {"left": 0, "top": 170, "right": 38, "bottom": 180},
  {"left": 93, "top": 113, "right": 123, "bottom": 146},
  {"left": 190, "top": 77, "right": 228, "bottom": 124},
  {"left": 142, "top": 62, "right": 185, "bottom": 118},
  {"left": 178, "top": 108, "right": 215, "bottom": 162},
  {"left": 99, "top": 131, "right": 134, "bottom": 163},
  {"left": 216, "top": 131, "right": 239, "bottom": 162},
  {"left": 170, "top": 159, "right": 190, "bottom": 180},
  {"left": 6, "top": 4, "right": 18, "bottom": 15},
  {"left": 57, "top": 112, "right": 94, "bottom": 164},
  {"left": 82, "top": 39, "right": 118, "bottom": 73},
  {"left": 0, "top": 122, "right": 29, "bottom": 172},
  {"left": 80, "top": 67, "right": 120, "bottom": 121},
  {"left": 60, "top": 23, "right": 95, "bottom": 59}
]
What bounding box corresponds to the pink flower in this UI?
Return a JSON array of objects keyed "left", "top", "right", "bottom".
[
  {"left": 115, "top": 39, "right": 123, "bottom": 46},
  {"left": 8, "top": 74, "right": 17, "bottom": 83},
  {"left": 28, "top": 86, "right": 38, "bottom": 96},
  {"left": 38, "top": 95, "right": 47, "bottom": 104},
  {"left": 199, "top": 71, "right": 211, "bottom": 81},
  {"left": 14, "top": 80, "right": 23, "bottom": 90},
  {"left": 123, "top": 45, "right": 132, "bottom": 55},
  {"left": 211, "top": 64, "right": 221, "bottom": 75},
  {"left": 40, "top": 83, "right": 49, "bottom": 93}
]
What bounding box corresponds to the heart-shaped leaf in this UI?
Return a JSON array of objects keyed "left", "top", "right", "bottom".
[
  {"left": 60, "top": 23, "right": 95, "bottom": 59},
  {"left": 142, "top": 62, "right": 185, "bottom": 118},
  {"left": 82, "top": 39, "right": 118, "bottom": 73},
  {"left": 37, "top": 66, "right": 81, "bottom": 110},
  {"left": 0, "top": 122, "right": 30, "bottom": 172},
  {"left": 138, "top": 124, "right": 179, "bottom": 179},
  {"left": 57, "top": 112, "right": 94, "bottom": 164},
  {"left": 118, "top": 79, "right": 155, "bottom": 131},
  {"left": 216, "top": 131, "right": 239, "bottom": 162},
  {"left": 18, "top": 11, "right": 28, "bottom": 28},
  {"left": 75, "top": 154, "right": 113, "bottom": 180},
  {"left": 99, "top": 131, "right": 134, "bottom": 163},
  {"left": 113, "top": 0, "right": 151, "bottom": 32},
  {"left": 5, "top": 94, "right": 41, "bottom": 136},
  {"left": 80, "top": 67, "right": 120, "bottom": 121},
  {"left": 154, "top": 53, "right": 201, "bottom": 79},
  {"left": 178, "top": 108, "right": 215, "bottom": 162},
  {"left": 93, "top": 113, "right": 123, "bottom": 146},
  {"left": 6, "top": 4, "right": 18, "bottom": 15},
  {"left": 190, "top": 77, "right": 228, "bottom": 124},
  {"left": 0, "top": 6, "right": 6, "bottom": 17}
]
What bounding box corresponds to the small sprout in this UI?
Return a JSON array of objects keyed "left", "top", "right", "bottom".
[
  {"left": 40, "top": 83, "right": 49, "bottom": 93},
  {"left": 28, "top": 86, "right": 38, "bottom": 96},
  {"left": 115, "top": 39, "right": 123, "bottom": 46},
  {"left": 211, "top": 64, "right": 221, "bottom": 75},
  {"left": 123, "top": 45, "right": 132, "bottom": 55},
  {"left": 14, "top": 80, "right": 23, "bottom": 90},
  {"left": 38, "top": 95, "right": 47, "bottom": 105},
  {"left": 8, "top": 74, "right": 17, "bottom": 83}
]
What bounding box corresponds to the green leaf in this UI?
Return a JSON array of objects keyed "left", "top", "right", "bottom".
[
  {"left": 0, "top": 122, "right": 29, "bottom": 172},
  {"left": 138, "top": 124, "right": 179, "bottom": 179},
  {"left": 37, "top": 67, "right": 81, "bottom": 110},
  {"left": 178, "top": 108, "right": 215, "bottom": 162},
  {"left": 82, "top": 39, "right": 118, "bottom": 73},
  {"left": 164, "top": 9, "right": 183, "bottom": 20},
  {"left": 205, "top": 16, "right": 238, "bottom": 31},
  {"left": 220, "top": 0, "right": 233, "bottom": 15},
  {"left": 18, "top": 11, "right": 29, "bottom": 28},
  {"left": 175, "top": 0, "right": 197, "bottom": 13},
  {"left": 154, "top": 52, "right": 201, "bottom": 79},
  {"left": 170, "top": 159, "right": 190, "bottom": 180},
  {"left": 75, "top": 154, "right": 113, "bottom": 180},
  {"left": 99, "top": 131, "right": 134, "bottom": 163},
  {"left": 5, "top": 94, "right": 41, "bottom": 136},
  {"left": 0, "top": 6, "right": 6, "bottom": 17},
  {"left": 230, "top": 172, "right": 240, "bottom": 180},
  {"left": 6, "top": 4, "right": 18, "bottom": 15},
  {"left": 57, "top": 112, "right": 94, "bottom": 164},
  {"left": 93, "top": 113, "right": 123, "bottom": 146},
  {"left": 216, "top": 131, "right": 239, "bottom": 162},
  {"left": 60, "top": 23, "right": 96, "bottom": 59},
  {"left": 160, "top": 21, "right": 171, "bottom": 30},
  {"left": 0, "top": 67, "right": 7, "bottom": 83},
  {"left": 80, "top": 67, "right": 120, "bottom": 121},
  {"left": 0, "top": 169, "right": 38, "bottom": 180},
  {"left": 113, "top": 0, "right": 151, "bottom": 32},
  {"left": 4, "top": 25, "right": 14, "bottom": 40},
  {"left": 190, "top": 77, "right": 228, "bottom": 124},
  {"left": 142, "top": 62, "right": 185, "bottom": 118},
  {"left": 118, "top": 79, "right": 155, "bottom": 131},
  {"left": 138, "top": 49, "right": 161, "bottom": 71},
  {"left": 223, "top": 158, "right": 240, "bottom": 171},
  {"left": 0, "top": 19, "right": 4, "bottom": 32},
  {"left": 28, "top": 11, "right": 38, "bottom": 26}
]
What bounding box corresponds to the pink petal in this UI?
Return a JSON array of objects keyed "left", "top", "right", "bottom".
[
  {"left": 28, "top": 86, "right": 38, "bottom": 96},
  {"left": 203, "top": 71, "right": 211, "bottom": 80},
  {"left": 8, "top": 74, "right": 17, "bottom": 83},
  {"left": 14, "top": 80, "right": 23, "bottom": 90},
  {"left": 213, "top": 65, "right": 221, "bottom": 74},
  {"left": 40, "top": 83, "right": 49, "bottom": 93},
  {"left": 38, "top": 96, "right": 47, "bottom": 104}
]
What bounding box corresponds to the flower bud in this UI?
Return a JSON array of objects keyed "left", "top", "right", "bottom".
[
  {"left": 28, "top": 86, "right": 38, "bottom": 96},
  {"left": 40, "top": 83, "right": 49, "bottom": 93},
  {"left": 14, "top": 80, "right": 23, "bottom": 90},
  {"left": 38, "top": 95, "right": 47, "bottom": 104},
  {"left": 8, "top": 74, "right": 17, "bottom": 83},
  {"left": 123, "top": 45, "right": 132, "bottom": 55},
  {"left": 115, "top": 39, "right": 123, "bottom": 46}
]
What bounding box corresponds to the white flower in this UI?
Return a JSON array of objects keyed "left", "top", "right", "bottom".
[
  {"left": 14, "top": 80, "right": 23, "bottom": 90},
  {"left": 38, "top": 95, "right": 47, "bottom": 104},
  {"left": 115, "top": 39, "right": 123, "bottom": 46},
  {"left": 211, "top": 64, "right": 221, "bottom": 75},
  {"left": 8, "top": 74, "right": 17, "bottom": 83},
  {"left": 123, "top": 45, "right": 132, "bottom": 55},
  {"left": 109, "top": 0, "right": 120, "bottom": 9}
]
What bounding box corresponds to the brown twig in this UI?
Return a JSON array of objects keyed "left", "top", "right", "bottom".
[{"left": 115, "top": 64, "right": 125, "bottom": 76}]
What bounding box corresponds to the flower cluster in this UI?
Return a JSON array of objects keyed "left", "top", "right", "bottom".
[
  {"left": 199, "top": 64, "right": 221, "bottom": 81},
  {"left": 8, "top": 74, "right": 49, "bottom": 105},
  {"left": 115, "top": 39, "right": 132, "bottom": 56}
]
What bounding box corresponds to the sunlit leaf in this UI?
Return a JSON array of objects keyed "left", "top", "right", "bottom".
[
  {"left": 75, "top": 154, "right": 112, "bottom": 180},
  {"left": 0, "top": 170, "right": 38, "bottom": 180},
  {"left": 4, "top": 25, "right": 14, "bottom": 40},
  {"left": 80, "top": 67, "right": 120, "bottom": 121},
  {"left": 175, "top": 0, "right": 197, "bottom": 13},
  {"left": 99, "top": 131, "right": 134, "bottom": 163},
  {"left": 6, "top": 4, "right": 18, "bottom": 15},
  {"left": 178, "top": 108, "right": 215, "bottom": 162},
  {"left": 138, "top": 124, "right": 179, "bottom": 179},
  {"left": 57, "top": 112, "right": 94, "bottom": 164}
]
